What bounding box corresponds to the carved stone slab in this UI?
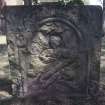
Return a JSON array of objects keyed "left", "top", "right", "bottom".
[{"left": 5, "top": 4, "right": 102, "bottom": 101}]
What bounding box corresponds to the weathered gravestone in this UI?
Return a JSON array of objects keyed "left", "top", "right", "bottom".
[{"left": 4, "top": 3, "right": 103, "bottom": 104}]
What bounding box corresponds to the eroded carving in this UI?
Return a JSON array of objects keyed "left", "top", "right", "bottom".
[
  {"left": 27, "top": 18, "right": 86, "bottom": 98},
  {"left": 5, "top": 5, "right": 102, "bottom": 105}
]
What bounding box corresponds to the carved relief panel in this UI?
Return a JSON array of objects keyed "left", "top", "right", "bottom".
[{"left": 5, "top": 4, "right": 102, "bottom": 99}]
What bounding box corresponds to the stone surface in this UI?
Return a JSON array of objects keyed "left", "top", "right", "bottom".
[
  {"left": 0, "top": 40, "right": 11, "bottom": 94},
  {"left": 5, "top": 4, "right": 102, "bottom": 104},
  {"left": 0, "top": 91, "right": 12, "bottom": 100}
]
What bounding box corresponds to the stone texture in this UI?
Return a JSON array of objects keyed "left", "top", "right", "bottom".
[{"left": 5, "top": 4, "right": 102, "bottom": 105}]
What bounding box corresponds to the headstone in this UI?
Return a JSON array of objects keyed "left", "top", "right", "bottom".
[{"left": 5, "top": 4, "right": 102, "bottom": 104}]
